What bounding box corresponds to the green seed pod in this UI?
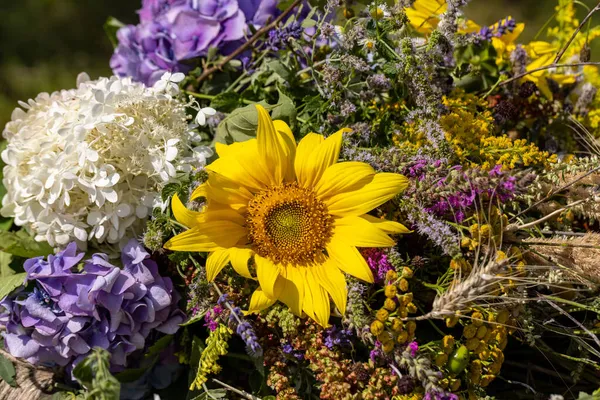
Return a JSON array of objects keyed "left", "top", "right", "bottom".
[{"left": 447, "top": 345, "right": 470, "bottom": 374}]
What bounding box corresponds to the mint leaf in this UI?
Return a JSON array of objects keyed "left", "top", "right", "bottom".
[
  {"left": 0, "top": 230, "right": 54, "bottom": 258},
  {"left": 0, "top": 273, "right": 26, "bottom": 301}
]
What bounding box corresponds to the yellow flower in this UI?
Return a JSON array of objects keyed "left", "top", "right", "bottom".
[
  {"left": 165, "top": 105, "right": 409, "bottom": 327},
  {"left": 490, "top": 18, "right": 525, "bottom": 64},
  {"left": 524, "top": 41, "right": 577, "bottom": 98},
  {"left": 405, "top": 0, "right": 479, "bottom": 35}
]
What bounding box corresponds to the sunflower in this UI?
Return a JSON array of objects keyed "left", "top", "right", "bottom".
[{"left": 165, "top": 105, "right": 409, "bottom": 326}]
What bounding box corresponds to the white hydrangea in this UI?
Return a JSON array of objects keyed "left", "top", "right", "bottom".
[{"left": 1, "top": 73, "right": 212, "bottom": 249}]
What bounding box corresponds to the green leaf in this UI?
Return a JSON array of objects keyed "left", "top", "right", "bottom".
[
  {"left": 213, "top": 91, "right": 296, "bottom": 145},
  {"left": 0, "top": 252, "right": 13, "bottom": 278},
  {"left": 212, "top": 101, "right": 270, "bottom": 145},
  {"left": 0, "top": 354, "right": 16, "bottom": 387},
  {"left": 104, "top": 17, "right": 125, "bottom": 48},
  {"left": 181, "top": 310, "right": 207, "bottom": 327},
  {"left": 0, "top": 273, "right": 26, "bottom": 301},
  {"left": 267, "top": 60, "right": 293, "bottom": 81},
  {"left": 210, "top": 92, "right": 241, "bottom": 113},
  {"left": 145, "top": 335, "right": 173, "bottom": 359},
  {"left": 271, "top": 90, "right": 297, "bottom": 128},
  {"left": 0, "top": 231, "right": 53, "bottom": 258},
  {"left": 301, "top": 19, "right": 317, "bottom": 28},
  {"left": 114, "top": 367, "right": 149, "bottom": 383}
]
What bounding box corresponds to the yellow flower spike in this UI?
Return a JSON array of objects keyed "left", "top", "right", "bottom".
[{"left": 165, "top": 105, "right": 409, "bottom": 327}]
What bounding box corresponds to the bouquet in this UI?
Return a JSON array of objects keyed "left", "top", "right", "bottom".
[{"left": 1, "top": 0, "right": 600, "bottom": 399}]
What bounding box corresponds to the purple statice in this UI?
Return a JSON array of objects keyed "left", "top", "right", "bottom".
[
  {"left": 408, "top": 162, "right": 519, "bottom": 223},
  {"left": 204, "top": 304, "right": 223, "bottom": 331},
  {"left": 0, "top": 240, "right": 185, "bottom": 373},
  {"left": 369, "top": 341, "right": 383, "bottom": 362},
  {"left": 266, "top": 21, "right": 304, "bottom": 52},
  {"left": 324, "top": 326, "right": 352, "bottom": 350},
  {"left": 408, "top": 341, "right": 419, "bottom": 357},
  {"left": 360, "top": 248, "right": 393, "bottom": 283},
  {"left": 111, "top": 0, "right": 281, "bottom": 85}
]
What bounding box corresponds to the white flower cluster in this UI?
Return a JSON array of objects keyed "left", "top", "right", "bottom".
[{"left": 1, "top": 73, "right": 212, "bottom": 249}]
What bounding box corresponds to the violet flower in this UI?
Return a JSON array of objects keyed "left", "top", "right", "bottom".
[
  {"left": 111, "top": 0, "right": 281, "bottom": 85},
  {"left": 0, "top": 240, "right": 185, "bottom": 374}
]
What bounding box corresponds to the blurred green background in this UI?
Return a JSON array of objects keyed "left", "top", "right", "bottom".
[{"left": 1, "top": 0, "right": 599, "bottom": 129}]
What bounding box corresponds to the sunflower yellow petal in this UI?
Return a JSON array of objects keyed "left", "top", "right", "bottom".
[
  {"left": 294, "top": 133, "right": 323, "bottom": 187},
  {"left": 208, "top": 139, "right": 271, "bottom": 191},
  {"left": 206, "top": 248, "right": 230, "bottom": 282},
  {"left": 295, "top": 128, "right": 351, "bottom": 188},
  {"left": 360, "top": 214, "right": 412, "bottom": 234},
  {"left": 248, "top": 289, "right": 276, "bottom": 314},
  {"left": 313, "top": 261, "right": 347, "bottom": 316},
  {"left": 315, "top": 161, "right": 375, "bottom": 200},
  {"left": 256, "top": 104, "right": 289, "bottom": 185},
  {"left": 326, "top": 173, "right": 408, "bottom": 217},
  {"left": 333, "top": 216, "right": 395, "bottom": 247},
  {"left": 327, "top": 240, "right": 374, "bottom": 283},
  {"left": 229, "top": 248, "right": 254, "bottom": 279},
  {"left": 164, "top": 221, "right": 247, "bottom": 252},
  {"left": 171, "top": 193, "right": 203, "bottom": 228},
  {"left": 190, "top": 184, "right": 207, "bottom": 200},
  {"left": 201, "top": 207, "right": 247, "bottom": 226},
  {"left": 204, "top": 172, "right": 253, "bottom": 211},
  {"left": 274, "top": 266, "right": 304, "bottom": 316},
  {"left": 305, "top": 269, "right": 330, "bottom": 327},
  {"left": 273, "top": 119, "right": 296, "bottom": 182},
  {"left": 255, "top": 255, "right": 282, "bottom": 299}
]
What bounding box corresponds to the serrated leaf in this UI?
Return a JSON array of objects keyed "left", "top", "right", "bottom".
[
  {"left": 212, "top": 101, "right": 271, "bottom": 145},
  {"left": 104, "top": 17, "right": 125, "bottom": 48},
  {"left": 271, "top": 90, "right": 297, "bottom": 128},
  {"left": 0, "top": 252, "right": 13, "bottom": 279},
  {"left": 0, "top": 231, "right": 53, "bottom": 258},
  {"left": 213, "top": 92, "right": 297, "bottom": 146},
  {"left": 0, "top": 273, "right": 26, "bottom": 301},
  {"left": 210, "top": 92, "right": 241, "bottom": 113},
  {"left": 0, "top": 354, "right": 16, "bottom": 387}
]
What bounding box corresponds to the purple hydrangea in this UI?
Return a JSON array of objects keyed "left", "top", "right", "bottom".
[
  {"left": 111, "top": 0, "right": 281, "bottom": 85},
  {"left": 0, "top": 240, "right": 185, "bottom": 373}
]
